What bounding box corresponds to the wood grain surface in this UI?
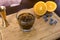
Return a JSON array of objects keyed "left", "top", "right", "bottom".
[{"left": 0, "top": 8, "right": 60, "bottom": 40}]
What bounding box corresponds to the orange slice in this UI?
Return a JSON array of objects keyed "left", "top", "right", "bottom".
[
  {"left": 33, "top": 1, "right": 47, "bottom": 16},
  {"left": 46, "top": 1, "right": 57, "bottom": 12}
]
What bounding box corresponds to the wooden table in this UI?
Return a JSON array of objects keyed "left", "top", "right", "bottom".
[{"left": 0, "top": 8, "right": 60, "bottom": 40}]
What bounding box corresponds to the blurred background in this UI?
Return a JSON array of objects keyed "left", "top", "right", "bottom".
[{"left": 4, "top": 0, "right": 60, "bottom": 17}]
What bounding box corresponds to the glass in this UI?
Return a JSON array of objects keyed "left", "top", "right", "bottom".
[
  {"left": 16, "top": 11, "right": 35, "bottom": 32},
  {"left": 0, "top": 6, "right": 9, "bottom": 28}
]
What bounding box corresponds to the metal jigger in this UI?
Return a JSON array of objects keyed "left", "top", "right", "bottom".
[{"left": 0, "top": 6, "right": 9, "bottom": 28}]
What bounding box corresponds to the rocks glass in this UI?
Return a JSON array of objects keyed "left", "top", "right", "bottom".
[{"left": 16, "top": 9, "right": 35, "bottom": 32}]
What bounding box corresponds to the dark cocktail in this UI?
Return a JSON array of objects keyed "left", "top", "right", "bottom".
[{"left": 17, "top": 13, "right": 35, "bottom": 32}]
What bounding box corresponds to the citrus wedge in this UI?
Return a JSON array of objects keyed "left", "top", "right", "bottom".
[
  {"left": 46, "top": 1, "right": 57, "bottom": 12},
  {"left": 33, "top": 1, "right": 47, "bottom": 16}
]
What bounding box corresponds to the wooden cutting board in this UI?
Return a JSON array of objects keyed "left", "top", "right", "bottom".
[{"left": 0, "top": 8, "right": 60, "bottom": 40}]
